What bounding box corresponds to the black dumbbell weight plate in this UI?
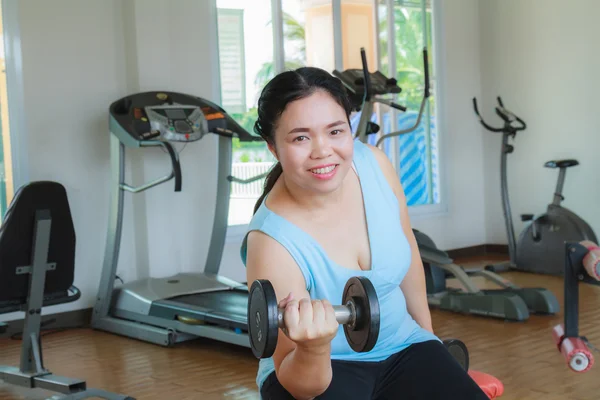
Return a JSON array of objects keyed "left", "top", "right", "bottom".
[
  {"left": 248, "top": 280, "right": 279, "bottom": 358},
  {"left": 342, "top": 276, "right": 380, "bottom": 353},
  {"left": 443, "top": 339, "right": 469, "bottom": 371}
]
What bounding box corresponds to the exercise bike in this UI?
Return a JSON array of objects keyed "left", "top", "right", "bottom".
[
  {"left": 473, "top": 96, "right": 598, "bottom": 278},
  {"left": 333, "top": 48, "right": 559, "bottom": 320}
]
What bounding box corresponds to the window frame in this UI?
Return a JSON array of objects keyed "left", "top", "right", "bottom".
[
  {"left": 374, "top": 0, "right": 448, "bottom": 220},
  {"left": 1, "top": 0, "right": 29, "bottom": 207},
  {"left": 221, "top": 0, "right": 448, "bottom": 241}
]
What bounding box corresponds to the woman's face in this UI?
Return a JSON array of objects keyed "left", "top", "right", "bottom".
[{"left": 269, "top": 90, "right": 354, "bottom": 195}]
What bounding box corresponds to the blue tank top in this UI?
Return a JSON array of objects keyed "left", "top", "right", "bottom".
[{"left": 240, "top": 139, "right": 439, "bottom": 390}]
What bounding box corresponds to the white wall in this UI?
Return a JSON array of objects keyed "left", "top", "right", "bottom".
[
  {"left": 479, "top": 0, "right": 600, "bottom": 245},
  {"left": 407, "top": 0, "right": 487, "bottom": 250},
  {"left": 122, "top": 0, "right": 221, "bottom": 285},
  {"left": 1, "top": 0, "right": 222, "bottom": 321},
  {"left": 1, "top": 0, "right": 130, "bottom": 322},
  {"left": 1, "top": 0, "right": 489, "bottom": 319}
]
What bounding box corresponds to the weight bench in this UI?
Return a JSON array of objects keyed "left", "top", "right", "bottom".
[{"left": 0, "top": 181, "right": 135, "bottom": 399}]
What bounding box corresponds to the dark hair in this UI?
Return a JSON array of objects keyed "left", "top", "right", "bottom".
[{"left": 252, "top": 67, "right": 353, "bottom": 214}]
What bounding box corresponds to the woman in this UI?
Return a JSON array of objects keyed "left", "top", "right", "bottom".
[{"left": 240, "top": 67, "right": 487, "bottom": 399}]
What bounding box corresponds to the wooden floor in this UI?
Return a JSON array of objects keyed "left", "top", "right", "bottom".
[{"left": 1, "top": 255, "right": 600, "bottom": 399}]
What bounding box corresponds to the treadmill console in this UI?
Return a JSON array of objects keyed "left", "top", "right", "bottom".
[
  {"left": 143, "top": 105, "right": 207, "bottom": 142},
  {"left": 109, "top": 91, "right": 260, "bottom": 148}
]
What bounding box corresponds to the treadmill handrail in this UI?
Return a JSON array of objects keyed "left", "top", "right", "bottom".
[{"left": 120, "top": 141, "right": 182, "bottom": 193}]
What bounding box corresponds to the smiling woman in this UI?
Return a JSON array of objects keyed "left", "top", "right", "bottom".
[
  {"left": 240, "top": 67, "right": 487, "bottom": 399},
  {"left": 250, "top": 67, "right": 353, "bottom": 214}
]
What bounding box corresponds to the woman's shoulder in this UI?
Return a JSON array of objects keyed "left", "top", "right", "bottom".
[
  {"left": 242, "top": 201, "right": 297, "bottom": 273},
  {"left": 243, "top": 191, "right": 315, "bottom": 293},
  {"left": 245, "top": 184, "right": 299, "bottom": 245},
  {"left": 358, "top": 142, "right": 404, "bottom": 200}
]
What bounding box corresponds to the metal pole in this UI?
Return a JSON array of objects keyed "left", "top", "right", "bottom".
[
  {"left": 501, "top": 133, "right": 517, "bottom": 265},
  {"left": 92, "top": 133, "right": 125, "bottom": 324},
  {"left": 272, "top": 0, "right": 285, "bottom": 73},
  {"left": 205, "top": 135, "right": 233, "bottom": 275},
  {"left": 333, "top": 0, "right": 343, "bottom": 71},
  {"left": 373, "top": 0, "right": 384, "bottom": 139},
  {"left": 421, "top": 0, "right": 433, "bottom": 203},
  {"left": 20, "top": 210, "right": 52, "bottom": 373},
  {"left": 553, "top": 168, "right": 566, "bottom": 206},
  {"left": 386, "top": 0, "right": 398, "bottom": 169}
]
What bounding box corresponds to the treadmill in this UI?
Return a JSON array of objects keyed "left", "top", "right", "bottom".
[{"left": 91, "top": 91, "right": 264, "bottom": 347}]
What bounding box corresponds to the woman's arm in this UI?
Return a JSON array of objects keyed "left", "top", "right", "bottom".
[
  {"left": 396, "top": 194, "right": 434, "bottom": 333},
  {"left": 245, "top": 230, "right": 336, "bottom": 399},
  {"left": 367, "top": 144, "right": 434, "bottom": 333}
]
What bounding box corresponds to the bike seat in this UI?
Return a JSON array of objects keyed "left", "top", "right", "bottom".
[{"left": 544, "top": 159, "right": 579, "bottom": 169}]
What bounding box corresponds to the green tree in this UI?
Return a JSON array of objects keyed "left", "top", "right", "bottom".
[
  {"left": 254, "top": 12, "right": 306, "bottom": 91},
  {"left": 234, "top": 12, "right": 306, "bottom": 162},
  {"left": 378, "top": 4, "right": 433, "bottom": 111}
]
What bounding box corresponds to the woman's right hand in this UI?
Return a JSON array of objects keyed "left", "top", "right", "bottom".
[{"left": 278, "top": 292, "right": 339, "bottom": 353}]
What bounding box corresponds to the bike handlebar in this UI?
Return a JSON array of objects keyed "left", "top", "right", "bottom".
[
  {"left": 423, "top": 48, "right": 430, "bottom": 99},
  {"left": 376, "top": 98, "right": 407, "bottom": 112},
  {"left": 360, "top": 48, "right": 373, "bottom": 103},
  {"left": 374, "top": 48, "right": 431, "bottom": 147},
  {"left": 472, "top": 96, "right": 526, "bottom": 133},
  {"left": 351, "top": 46, "right": 431, "bottom": 145}
]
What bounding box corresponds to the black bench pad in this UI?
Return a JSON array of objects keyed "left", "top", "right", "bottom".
[{"left": 0, "top": 181, "right": 76, "bottom": 306}]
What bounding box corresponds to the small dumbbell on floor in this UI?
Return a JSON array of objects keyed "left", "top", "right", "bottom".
[
  {"left": 248, "top": 276, "right": 380, "bottom": 359},
  {"left": 443, "top": 338, "right": 469, "bottom": 371}
]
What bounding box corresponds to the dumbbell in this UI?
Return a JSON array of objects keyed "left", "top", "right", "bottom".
[
  {"left": 248, "top": 276, "right": 380, "bottom": 359},
  {"left": 443, "top": 339, "right": 469, "bottom": 371}
]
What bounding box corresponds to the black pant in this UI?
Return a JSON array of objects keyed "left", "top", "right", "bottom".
[{"left": 260, "top": 340, "right": 489, "bottom": 399}]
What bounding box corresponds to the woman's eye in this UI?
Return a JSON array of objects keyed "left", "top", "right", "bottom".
[
  {"left": 330, "top": 129, "right": 342, "bottom": 135},
  {"left": 294, "top": 136, "right": 308, "bottom": 142}
]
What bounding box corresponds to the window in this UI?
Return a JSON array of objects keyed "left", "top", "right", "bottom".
[
  {"left": 0, "top": 2, "right": 14, "bottom": 219},
  {"left": 375, "top": 0, "right": 440, "bottom": 207},
  {"left": 282, "top": 1, "right": 334, "bottom": 72},
  {"left": 216, "top": 0, "right": 277, "bottom": 226},
  {"left": 217, "top": 0, "right": 442, "bottom": 228}
]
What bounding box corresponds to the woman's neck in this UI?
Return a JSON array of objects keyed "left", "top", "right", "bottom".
[{"left": 280, "top": 174, "right": 348, "bottom": 216}]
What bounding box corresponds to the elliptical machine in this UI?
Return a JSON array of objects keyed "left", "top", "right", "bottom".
[
  {"left": 333, "top": 48, "right": 559, "bottom": 320},
  {"left": 473, "top": 96, "right": 598, "bottom": 277}
]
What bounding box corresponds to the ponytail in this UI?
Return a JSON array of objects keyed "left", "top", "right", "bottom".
[{"left": 253, "top": 161, "right": 282, "bottom": 214}]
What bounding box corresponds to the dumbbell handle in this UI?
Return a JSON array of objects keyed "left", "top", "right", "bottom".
[{"left": 276, "top": 302, "right": 356, "bottom": 328}]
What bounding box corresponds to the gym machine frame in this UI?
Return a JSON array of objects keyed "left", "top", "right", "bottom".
[
  {"left": 473, "top": 96, "right": 598, "bottom": 277},
  {"left": 551, "top": 241, "right": 599, "bottom": 372},
  {"left": 91, "top": 92, "right": 266, "bottom": 348},
  {"left": 334, "top": 48, "right": 559, "bottom": 320},
  {"left": 0, "top": 182, "right": 133, "bottom": 399}
]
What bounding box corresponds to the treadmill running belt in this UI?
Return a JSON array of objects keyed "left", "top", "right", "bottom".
[{"left": 150, "top": 290, "right": 249, "bottom": 331}]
